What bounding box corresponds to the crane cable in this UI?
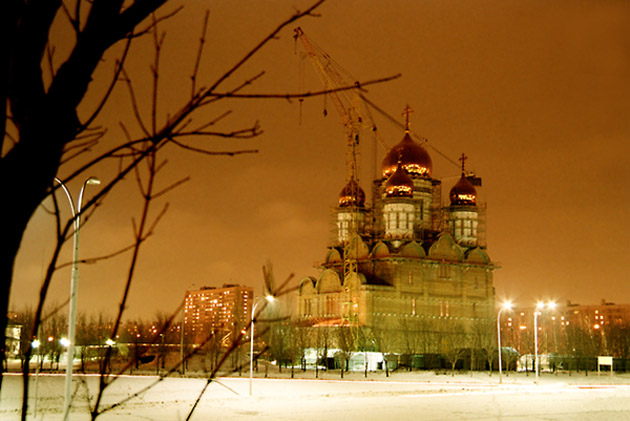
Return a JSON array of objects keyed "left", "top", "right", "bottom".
[
  {"left": 358, "top": 94, "right": 461, "bottom": 170},
  {"left": 296, "top": 27, "right": 461, "bottom": 172}
]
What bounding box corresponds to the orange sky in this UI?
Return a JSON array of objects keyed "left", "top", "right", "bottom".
[{"left": 10, "top": 0, "right": 630, "bottom": 320}]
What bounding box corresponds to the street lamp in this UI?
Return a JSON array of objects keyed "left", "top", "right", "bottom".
[
  {"left": 32, "top": 339, "right": 41, "bottom": 417},
  {"left": 55, "top": 176, "right": 100, "bottom": 421},
  {"left": 534, "top": 300, "right": 556, "bottom": 384},
  {"left": 497, "top": 301, "right": 512, "bottom": 384},
  {"left": 249, "top": 294, "right": 274, "bottom": 396}
]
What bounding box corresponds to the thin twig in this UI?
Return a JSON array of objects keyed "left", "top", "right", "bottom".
[
  {"left": 130, "top": 6, "right": 183, "bottom": 38},
  {"left": 169, "top": 140, "right": 259, "bottom": 157},
  {"left": 152, "top": 176, "right": 190, "bottom": 199},
  {"left": 150, "top": 13, "right": 163, "bottom": 136},
  {"left": 120, "top": 67, "right": 150, "bottom": 137},
  {"left": 191, "top": 10, "right": 209, "bottom": 99},
  {"left": 81, "top": 37, "right": 133, "bottom": 131}
]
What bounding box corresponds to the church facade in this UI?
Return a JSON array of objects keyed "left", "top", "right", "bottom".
[{"left": 298, "top": 116, "right": 497, "bottom": 355}]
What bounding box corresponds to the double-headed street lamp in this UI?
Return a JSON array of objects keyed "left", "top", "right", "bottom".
[
  {"left": 497, "top": 301, "right": 512, "bottom": 384},
  {"left": 534, "top": 300, "right": 556, "bottom": 384},
  {"left": 55, "top": 176, "right": 100, "bottom": 421},
  {"left": 249, "top": 294, "right": 275, "bottom": 396}
]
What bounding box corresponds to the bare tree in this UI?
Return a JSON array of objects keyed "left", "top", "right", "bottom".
[
  {"left": 154, "top": 311, "right": 171, "bottom": 373},
  {"left": 311, "top": 325, "right": 331, "bottom": 378},
  {"left": 335, "top": 325, "right": 353, "bottom": 378},
  {"left": 439, "top": 319, "right": 468, "bottom": 377},
  {"left": 2, "top": 1, "right": 401, "bottom": 419},
  {"left": 608, "top": 319, "right": 630, "bottom": 370},
  {"left": 371, "top": 315, "right": 398, "bottom": 376},
  {"left": 470, "top": 317, "right": 495, "bottom": 375}
]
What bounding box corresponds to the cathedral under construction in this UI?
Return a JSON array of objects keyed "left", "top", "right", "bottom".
[{"left": 297, "top": 111, "right": 497, "bottom": 355}]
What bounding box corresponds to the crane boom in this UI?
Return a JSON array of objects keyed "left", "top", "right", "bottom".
[{"left": 294, "top": 27, "right": 362, "bottom": 184}]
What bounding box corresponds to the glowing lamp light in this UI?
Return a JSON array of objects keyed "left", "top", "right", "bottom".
[
  {"left": 105, "top": 339, "right": 115, "bottom": 346},
  {"left": 250, "top": 294, "right": 276, "bottom": 395},
  {"left": 32, "top": 339, "right": 40, "bottom": 349},
  {"left": 497, "top": 300, "right": 513, "bottom": 384},
  {"left": 60, "top": 337, "right": 70, "bottom": 347}
]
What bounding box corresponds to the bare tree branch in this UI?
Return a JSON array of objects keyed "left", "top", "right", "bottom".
[
  {"left": 205, "top": 74, "right": 402, "bottom": 100},
  {"left": 120, "top": 67, "right": 150, "bottom": 138},
  {"left": 191, "top": 10, "right": 209, "bottom": 99},
  {"left": 80, "top": 37, "right": 133, "bottom": 131},
  {"left": 152, "top": 176, "right": 190, "bottom": 199},
  {"left": 169, "top": 140, "right": 259, "bottom": 157}
]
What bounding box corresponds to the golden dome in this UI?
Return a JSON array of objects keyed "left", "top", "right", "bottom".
[
  {"left": 449, "top": 173, "right": 477, "bottom": 205},
  {"left": 382, "top": 132, "right": 432, "bottom": 179},
  {"left": 338, "top": 178, "right": 366, "bottom": 208},
  {"left": 384, "top": 161, "right": 414, "bottom": 198}
]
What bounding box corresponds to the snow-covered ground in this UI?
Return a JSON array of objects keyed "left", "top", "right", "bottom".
[{"left": 2, "top": 370, "right": 630, "bottom": 420}]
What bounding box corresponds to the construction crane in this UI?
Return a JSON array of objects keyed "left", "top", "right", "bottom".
[
  {"left": 294, "top": 27, "right": 377, "bottom": 187},
  {"left": 294, "top": 27, "right": 378, "bottom": 318}
]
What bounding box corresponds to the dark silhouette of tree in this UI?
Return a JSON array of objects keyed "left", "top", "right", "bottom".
[
  {"left": 371, "top": 316, "right": 397, "bottom": 376},
  {"left": 311, "top": 325, "right": 331, "bottom": 378},
  {"left": 2, "top": 1, "right": 399, "bottom": 418},
  {"left": 439, "top": 319, "right": 468, "bottom": 376},
  {"left": 335, "top": 325, "right": 353, "bottom": 378}
]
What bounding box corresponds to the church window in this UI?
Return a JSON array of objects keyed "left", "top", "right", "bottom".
[
  {"left": 438, "top": 265, "right": 451, "bottom": 279},
  {"left": 305, "top": 299, "right": 312, "bottom": 316}
]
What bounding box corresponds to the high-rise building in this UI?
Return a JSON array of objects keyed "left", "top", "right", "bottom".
[
  {"left": 184, "top": 284, "right": 252, "bottom": 344},
  {"left": 298, "top": 114, "right": 497, "bottom": 354}
]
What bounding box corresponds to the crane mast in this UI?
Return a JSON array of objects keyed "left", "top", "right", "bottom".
[{"left": 294, "top": 27, "right": 375, "bottom": 317}]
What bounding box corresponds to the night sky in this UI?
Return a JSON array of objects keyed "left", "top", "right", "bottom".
[{"left": 10, "top": 0, "right": 630, "bottom": 320}]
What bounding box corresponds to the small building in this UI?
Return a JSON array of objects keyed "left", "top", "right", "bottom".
[{"left": 5, "top": 320, "right": 21, "bottom": 358}]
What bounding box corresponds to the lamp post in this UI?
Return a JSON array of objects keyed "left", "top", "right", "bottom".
[
  {"left": 249, "top": 294, "right": 274, "bottom": 396},
  {"left": 32, "top": 338, "right": 41, "bottom": 417},
  {"left": 534, "top": 301, "right": 543, "bottom": 384},
  {"left": 534, "top": 300, "right": 556, "bottom": 384},
  {"left": 55, "top": 176, "right": 100, "bottom": 421},
  {"left": 497, "top": 301, "right": 512, "bottom": 384}
]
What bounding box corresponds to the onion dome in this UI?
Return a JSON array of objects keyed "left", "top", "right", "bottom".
[
  {"left": 449, "top": 173, "right": 477, "bottom": 205},
  {"left": 338, "top": 178, "right": 366, "bottom": 208},
  {"left": 384, "top": 161, "right": 414, "bottom": 198},
  {"left": 382, "top": 132, "right": 432, "bottom": 179}
]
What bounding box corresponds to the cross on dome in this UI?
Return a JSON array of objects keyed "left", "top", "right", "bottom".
[
  {"left": 459, "top": 153, "right": 468, "bottom": 173},
  {"left": 402, "top": 105, "right": 413, "bottom": 132}
]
